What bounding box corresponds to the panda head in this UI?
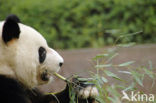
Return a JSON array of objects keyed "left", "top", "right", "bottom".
[{"left": 0, "top": 15, "right": 64, "bottom": 88}]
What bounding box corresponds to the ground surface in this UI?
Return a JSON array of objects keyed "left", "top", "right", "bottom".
[{"left": 39, "top": 44, "right": 156, "bottom": 94}]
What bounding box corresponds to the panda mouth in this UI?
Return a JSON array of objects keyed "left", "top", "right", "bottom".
[{"left": 41, "top": 70, "right": 50, "bottom": 81}]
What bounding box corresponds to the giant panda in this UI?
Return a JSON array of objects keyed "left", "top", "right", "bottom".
[{"left": 0, "top": 15, "right": 98, "bottom": 103}]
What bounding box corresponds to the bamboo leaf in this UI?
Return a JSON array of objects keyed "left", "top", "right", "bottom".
[
  {"left": 131, "top": 71, "right": 144, "bottom": 87},
  {"left": 106, "top": 53, "right": 119, "bottom": 63},
  {"left": 143, "top": 67, "right": 154, "bottom": 79},
  {"left": 124, "top": 83, "right": 135, "bottom": 91},
  {"left": 117, "top": 42, "right": 136, "bottom": 47},
  {"left": 101, "top": 77, "right": 108, "bottom": 83},
  {"left": 118, "top": 70, "right": 131, "bottom": 75},
  {"left": 148, "top": 61, "right": 153, "bottom": 70},
  {"left": 104, "top": 70, "right": 122, "bottom": 81},
  {"left": 118, "top": 61, "right": 135, "bottom": 67},
  {"left": 93, "top": 54, "right": 109, "bottom": 60},
  {"left": 95, "top": 64, "right": 112, "bottom": 68}
]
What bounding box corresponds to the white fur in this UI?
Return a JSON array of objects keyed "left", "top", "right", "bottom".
[
  {"left": 78, "top": 86, "right": 99, "bottom": 99},
  {"left": 0, "top": 21, "right": 63, "bottom": 88}
]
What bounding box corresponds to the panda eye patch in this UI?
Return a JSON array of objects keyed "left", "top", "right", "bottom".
[{"left": 38, "top": 47, "right": 46, "bottom": 63}]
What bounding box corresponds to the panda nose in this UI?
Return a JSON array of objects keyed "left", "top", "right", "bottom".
[{"left": 59, "top": 62, "right": 63, "bottom": 67}]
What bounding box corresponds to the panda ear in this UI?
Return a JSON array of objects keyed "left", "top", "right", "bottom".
[{"left": 2, "top": 15, "right": 21, "bottom": 44}]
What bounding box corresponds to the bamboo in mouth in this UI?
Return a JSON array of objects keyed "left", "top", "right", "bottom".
[{"left": 53, "top": 72, "right": 67, "bottom": 81}]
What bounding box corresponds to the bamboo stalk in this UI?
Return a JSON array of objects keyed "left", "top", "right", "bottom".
[{"left": 53, "top": 72, "right": 67, "bottom": 81}]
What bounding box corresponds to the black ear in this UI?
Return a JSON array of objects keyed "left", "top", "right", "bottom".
[
  {"left": 6, "top": 14, "right": 21, "bottom": 23},
  {"left": 2, "top": 15, "right": 21, "bottom": 43}
]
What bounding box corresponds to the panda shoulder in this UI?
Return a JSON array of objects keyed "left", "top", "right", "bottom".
[{"left": 0, "top": 75, "right": 29, "bottom": 103}]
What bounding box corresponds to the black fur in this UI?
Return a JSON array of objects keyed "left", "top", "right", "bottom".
[
  {"left": 0, "top": 75, "right": 96, "bottom": 103},
  {"left": 0, "top": 75, "right": 30, "bottom": 103},
  {"left": 2, "top": 15, "right": 20, "bottom": 43},
  {"left": 6, "top": 14, "right": 21, "bottom": 23},
  {"left": 39, "top": 47, "right": 47, "bottom": 63},
  {"left": 41, "top": 70, "right": 49, "bottom": 81},
  {"left": 0, "top": 75, "right": 69, "bottom": 103}
]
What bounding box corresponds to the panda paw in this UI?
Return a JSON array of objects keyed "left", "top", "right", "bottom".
[
  {"left": 71, "top": 77, "right": 99, "bottom": 99},
  {"left": 78, "top": 86, "right": 99, "bottom": 99}
]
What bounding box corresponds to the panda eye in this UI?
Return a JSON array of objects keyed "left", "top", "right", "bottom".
[{"left": 38, "top": 47, "right": 47, "bottom": 63}]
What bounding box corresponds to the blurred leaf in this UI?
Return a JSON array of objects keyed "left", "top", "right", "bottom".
[
  {"left": 117, "top": 42, "right": 136, "bottom": 47},
  {"left": 77, "top": 77, "right": 94, "bottom": 81},
  {"left": 95, "top": 64, "right": 112, "bottom": 68},
  {"left": 143, "top": 67, "right": 154, "bottom": 79},
  {"left": 118, "top": 70, "right": 131, "bottom": 74},
  {"left": 107, "top": 97, "right": 116, "bottom": 103},
  {"left": 106, "top": 53, "right": 119, "bottom": 63},
  {"left": 124, "top": 83, "right": 135, "bottom": 91},
  {"left": 105, "top": 29, "right": 121, "bottom": 34},
  {"left": 148, "top": 60, "right": 153, "bottom": 70},
  {"left": 118, "top": 61, "right": 135, "bottom": 67},
  {"left": 101, "top": 77, "right": 108, "bottom": 83},
  {"left": 93, "top": 54, "right": 109, "bottom": 60},
  {"left": 131, "top": 70, "right": 144, "bottom": 87},
  {"left": 104, "top": 70, "right": 122, "bottom": 81}
]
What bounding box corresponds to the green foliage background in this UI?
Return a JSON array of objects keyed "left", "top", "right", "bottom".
[{"left": 0, "top": 0, "right": 156, "bottom": 49}]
